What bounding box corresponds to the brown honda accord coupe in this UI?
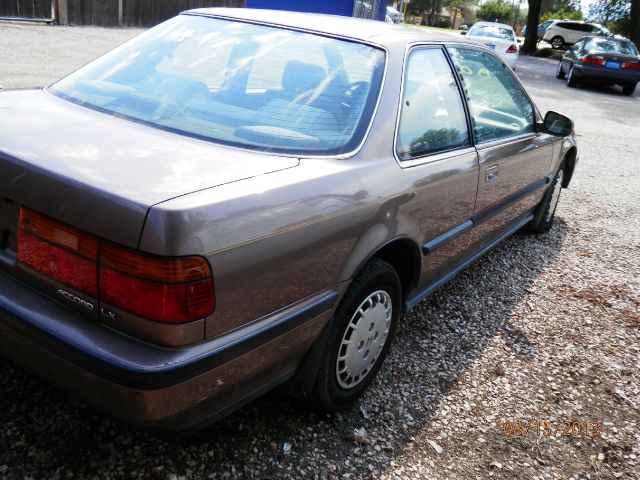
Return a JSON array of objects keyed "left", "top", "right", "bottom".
[{"left": 0, "top": 8, "right": 577, "bottom": 432}]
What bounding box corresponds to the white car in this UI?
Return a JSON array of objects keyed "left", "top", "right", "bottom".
[
  {"left": 542, "top": 21, "right": 611, "bottom": 49},
  {"left": 462, "top": 22, "right": 519, "bottom": 70}
]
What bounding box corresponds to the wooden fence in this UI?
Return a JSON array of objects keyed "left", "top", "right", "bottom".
[
  {"left": 0, "top": 0, "right": 245, "bottom": 26},
  {"left": 0, "top": 0, "right": 55, "bottom": 22},
  {"left": 68, "top": 0, "right": 245, "bottom": 26}
]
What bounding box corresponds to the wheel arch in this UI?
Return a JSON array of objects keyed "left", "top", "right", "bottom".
[
  {"left": 285, "top": 236, "right": 421, "bottom": 398},
  {"left": 349, "top": 236, "right": 422, "bottom": 304},
  {"left": 561, "top": 146, "right": 578, "bottom": 188}
]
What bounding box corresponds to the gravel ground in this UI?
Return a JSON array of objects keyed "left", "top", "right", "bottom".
[{"left": 0, "top": 23, "right": 639, "bottom": 480}]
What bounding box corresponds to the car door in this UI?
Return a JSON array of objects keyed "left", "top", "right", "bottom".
[
  {"left": 447, "top": 46, "right": 555, "bottom": 251},
  {"left": 394, "top": 46, "right": 479, "bottom": 288}
]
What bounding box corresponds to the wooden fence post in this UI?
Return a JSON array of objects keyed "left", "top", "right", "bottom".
[
  {"left": 57, "top": 0, "right": 68, "bottom": 24},
  {"left": 118, "top": 0, "right": 123, "bottom": 25}
]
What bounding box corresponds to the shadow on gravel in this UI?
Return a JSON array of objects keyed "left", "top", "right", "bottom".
[{"left": 0, "top": 220, "right": 569, "bottom": 479}]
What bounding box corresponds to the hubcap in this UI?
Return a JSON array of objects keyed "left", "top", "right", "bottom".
[
  {"left": 546, "top": 170, "right": 564, "bottom": 222},
  {"left": 336, "top": 290, "right": 392, "bottom": 389}
]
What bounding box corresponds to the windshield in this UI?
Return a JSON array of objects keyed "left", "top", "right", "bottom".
[
  {"left": 49, "top": 15, "right": 386, "bottom": 156},
  {"left": 586, "top": 37, "right": 639, "bottom": 55},
  {"left": 468, "top": 25, "right": 515, "bottom": 41}
]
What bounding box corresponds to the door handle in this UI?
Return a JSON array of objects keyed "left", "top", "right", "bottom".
[{"left": 486, "top": 165, "right": 499, "bottom": 182}]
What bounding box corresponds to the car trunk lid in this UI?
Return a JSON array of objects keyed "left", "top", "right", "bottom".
[{"left": 0, "top": 89, "right": 299, "bottom": 249}]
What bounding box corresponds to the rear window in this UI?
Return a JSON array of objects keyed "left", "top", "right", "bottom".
[
  {"left": 585, "top": 38, "right": 639, "bottom": 56},
  {"left": 468, "top": 25, "right": 515, "bottom": 41},
  {"left": 48, "top": 15, "right": 386, "bottom": 156}
]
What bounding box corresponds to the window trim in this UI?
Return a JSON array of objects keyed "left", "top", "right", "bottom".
[
  {"left": 445, "top": 44, "right": 541, "bottom": 146},
  {"left": 393, "top": 43, "right": 474, "bottom": 167}
]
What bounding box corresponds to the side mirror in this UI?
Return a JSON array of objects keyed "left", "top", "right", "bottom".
[
  {"left": 543, "top": 111, "right": 573, "bottom": 136},
  {"left": 459, "top": 31, "right": 467, "bottom": 35}
]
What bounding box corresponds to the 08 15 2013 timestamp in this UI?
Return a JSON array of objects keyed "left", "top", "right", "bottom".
[{"left": 502, "top": 419, "right": 602, "bottom": 437}]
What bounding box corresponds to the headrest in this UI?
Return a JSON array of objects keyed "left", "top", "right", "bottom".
[{"left": 281, "top": 61, "right": 326, "bottom": 96}]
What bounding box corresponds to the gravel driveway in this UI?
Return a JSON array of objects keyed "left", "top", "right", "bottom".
[{"left": 0, "top": 22, "right": 638, "bottom": 480}]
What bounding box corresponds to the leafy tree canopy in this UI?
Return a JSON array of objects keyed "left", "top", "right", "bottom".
[{"left": 477, "top": 0, "right": 514, "bottom": 23}]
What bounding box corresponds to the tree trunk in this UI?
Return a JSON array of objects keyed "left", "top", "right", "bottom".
[
  {"left": 631, "top": 0, "right": 640, "bottom": 47},
  {"left": 522, "top": 0, "right": 543, "bottom": 53}
]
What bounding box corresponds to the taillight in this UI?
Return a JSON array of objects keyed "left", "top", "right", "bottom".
[
  {"left": 16, "top": 207, "right": 215, "bottom": 324},
  {"left": 506, "top": 44, "right": 518, "bottom": 54},
  {"left": 580, "top": 56, "right": 606, "bottom": 66},
  {"left": 622, "top": 61, "right": 640, "bottom": 69},
  {"left": 100, "top": 243, "right": 214, "bottom": 323},
  {"left": 18, "top": 208, "right": 98, "bottom": 296}
]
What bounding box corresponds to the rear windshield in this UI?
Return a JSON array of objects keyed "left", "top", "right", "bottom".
[
  {"left": 49, "top": 15, "right": 386, "bottom": 156},
  {"left": 585, "top": 38, "right": 639, "bottom": 56},
  {"left": 468, "top": 25, "right": 515, "bottom": 41}
]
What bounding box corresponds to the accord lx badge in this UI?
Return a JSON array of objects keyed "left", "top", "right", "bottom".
[{"left": 56, "top": 289, "right": 95, "bottom": 312}]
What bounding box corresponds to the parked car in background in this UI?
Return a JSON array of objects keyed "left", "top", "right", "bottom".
[
  {"left": 461, "top": 21, "right": 519, "bottom": 69},
  {"left": 459, "top": 24, "right": 470, "bottom": 31},
  {"left": 522, "top": 19, "right": 558, "bottom": 40},
  {"left": 386, "top": 5, "right": 403, "bottom": 24},
  {"left": 0, "top": 8, "right": 577, "bottom": 432},
  {"left": 556, "top": 36, "right": 640, "bottom": 95},
  {"left": 543, "top": 21, "right": 611, "bottom": 49}
]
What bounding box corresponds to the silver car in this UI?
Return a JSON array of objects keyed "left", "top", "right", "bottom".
[{"left": 0, "top": 8, "right": 577, "bottom": 432}]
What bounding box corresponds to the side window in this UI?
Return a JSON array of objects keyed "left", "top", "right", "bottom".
[
  {"left": 447, "top": 47, "right": 535, "bottom": 144},
  {"left": 396, "top": 48, "right": 470, "bottom": 161}
]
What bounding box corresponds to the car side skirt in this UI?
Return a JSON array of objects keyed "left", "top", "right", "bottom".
[{"left": 406, "top": 211, "right": 535, "bottom": 311}]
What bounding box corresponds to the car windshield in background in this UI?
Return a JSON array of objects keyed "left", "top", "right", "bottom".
[
  {"left": 48, "top": 15, "right": 386, "bottom": 156},
  {"left": 586, "top": 38, "right": 639, "bottom": 56},
  {"left": 468, "top": 25, "right": 515, "bottom": 41}
]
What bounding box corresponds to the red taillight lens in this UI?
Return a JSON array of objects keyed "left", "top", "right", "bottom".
[
  {"left": 580, "top": 56, "right": 606, "bottom": 66},
  {"left": 622, "top": 62, "right": 640, "bottom": 69},
  {"left": 16, "top": 207, "right": 215, "bottom": 324},
  {"left": 506, "top": 44, "right": 518, "bottom": 54},
  {"left": 18, "top": 209, "right": 98, "bottom": 296},
  {"left": 99, "top": 243, "right": 215, "bottom": 324}
]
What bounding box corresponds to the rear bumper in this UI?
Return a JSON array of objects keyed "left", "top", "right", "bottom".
[
  {"left": 573, "top": 63, "right": 640, "bottom": 84},
  {"left": 0, "top": 271, "right": 336, "bottom": 431}
]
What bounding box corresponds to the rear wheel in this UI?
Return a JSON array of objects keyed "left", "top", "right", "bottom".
[
  {"left": 550, "top": 36, "right": 564, "bottom": 50},
  {"left": 556, "top": 61, "right": 566, "bottom": 79},
  {"left": 566, "top": 64, "right": 577, "bottom": 88},
  {"left": 622, "top": 83, "right": 637, "bottom": 96},
  {"left": 310, "top": 258, "right": 401, "bottom": 411}
]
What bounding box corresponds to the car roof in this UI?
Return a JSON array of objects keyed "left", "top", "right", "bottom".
[
  {"left": 471, "top": 21, "right": 514, "bottom": 30},
  {"left": 184, "top": 7, "right": 455, "bottom": 44}
]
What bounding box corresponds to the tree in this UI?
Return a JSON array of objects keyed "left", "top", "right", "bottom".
[
  {"left": 477, "top": 0, "right": 514, "bottom": 23},
  {"left": 588, "top": 0, "right": 639, "bottom": 46},
  {"left": 632, "top": 0, "right": 640, "bottom": 46},
  {"left": 522, "top": 0, "right": 543, "bottom": 52}
]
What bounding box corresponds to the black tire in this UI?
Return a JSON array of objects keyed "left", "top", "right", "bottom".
[
  {"left": 526, "top": 163, "right": 565, "bottom": 234},
  {"left": 556, "top": 61, "right": 566, "bottom": 79},
  {"left": 550, "top": 36, "right": 564, "bottom": 50},
  {"left": 566, "top": 64, "right": 577, "bottom": 88},
  {"left": 310, "top": 258, "right": 401, "bottom": 411},
  {"left": 622, "top": 83, "right": 636, "bottom": 96}
]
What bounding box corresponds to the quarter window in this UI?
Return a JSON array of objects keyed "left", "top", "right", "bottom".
[
  {"left": 396, "top": 48, "right": 470, "bottom": 161},
  {"left": 447, "top": 47, "right": 535, "bottom": 144}
]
